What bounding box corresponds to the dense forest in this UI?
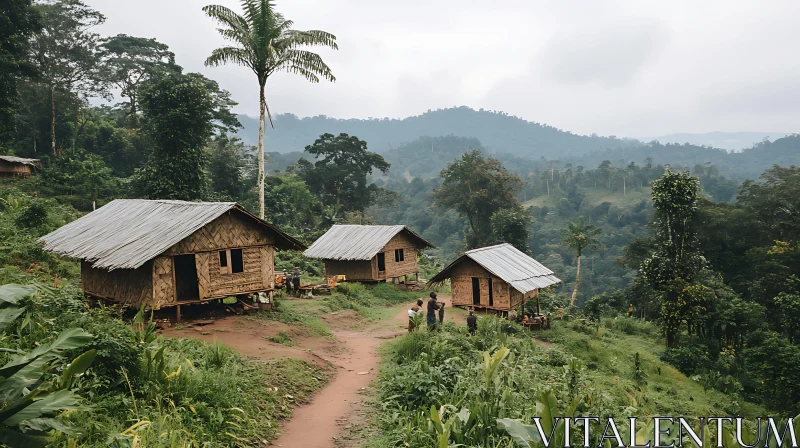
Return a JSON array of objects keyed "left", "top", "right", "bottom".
[{"left": 2, "top": 0, "right": 800, "bottom": 446}]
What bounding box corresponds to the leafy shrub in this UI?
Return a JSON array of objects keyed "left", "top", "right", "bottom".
[
  {"left": 660, "top": 344, "right": 712, "bottom": 376},
  {"left": 15, "top": 201, "right": 48, "bottom": 229}
]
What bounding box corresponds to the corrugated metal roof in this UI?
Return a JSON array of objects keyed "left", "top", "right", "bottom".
[
  {"left": 304, "top": 225, "right": 434, "bottom": 260},
  {"left": 39, "top": 199, "right": 305, "bottom": 270},
  {"left": 0, "top": 155, "right": 41, "bottom": 166},
  {"left": 429, "top": 243, "right": 561, "bottom": 294}
]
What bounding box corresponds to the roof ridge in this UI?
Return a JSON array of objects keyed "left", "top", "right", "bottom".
[{"left": 465, "top": 242, "right": 512, "bottom": 254}]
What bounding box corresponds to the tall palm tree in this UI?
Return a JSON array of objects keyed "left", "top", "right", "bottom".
[
  {"left": 561, "top": 216, "right": 602, "bottom": 306},
  {"left": 203, "top": 0, "right": 337, "bottom": 218}
]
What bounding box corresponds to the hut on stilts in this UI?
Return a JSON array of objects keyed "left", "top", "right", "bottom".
[
  {"left": 303, "top": 225, "right": 434, "bottom": 285},
  {"left": 0, "top": 156, "right": 41, "bottom": 178},
  {"left": 428, "top": 243, "right": 561, "bottom": 318},
  {"left": 40, "top": 199, "right": 305, "bottom": 318}
]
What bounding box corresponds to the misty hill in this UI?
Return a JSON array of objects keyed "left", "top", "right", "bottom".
[
  {"left": 645, "top": 132, "right": 789, "bottom": 151},
  {"left": 236, "top": 106, "right": 639, "bottom": 158},
  {"left": 383, "top": 134, "right": 800, "bottom": 182}
]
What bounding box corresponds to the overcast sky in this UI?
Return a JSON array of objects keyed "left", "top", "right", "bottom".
[{"left": 85, "top": 0, "right": 800, "bottom": 138}]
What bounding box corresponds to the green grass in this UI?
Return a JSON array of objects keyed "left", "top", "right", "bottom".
[
  {"left": 251, "top": 299, "right": 333, "bottom": 338},
  {"left": 545, "top": 319, "right": 765, "bottom": 417},
  {"left": 362, "top": 314, "right": 765, "bottom": 447},
  {"left": 267, "top": 331, "right": 293, "bottom": 346},
  {"left": 3, "top": 285, "right": 332, "bottom": 446}
]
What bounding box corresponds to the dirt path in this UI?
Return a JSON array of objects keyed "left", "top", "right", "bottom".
[{"left": 274, "top": 295, "right": 461, "bottom": 448}]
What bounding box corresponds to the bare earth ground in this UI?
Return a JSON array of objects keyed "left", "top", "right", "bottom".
[{"left": 159, "top": 295, "right": 464, "bottom": 448}]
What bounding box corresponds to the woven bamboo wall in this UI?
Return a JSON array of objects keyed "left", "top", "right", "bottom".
[
  {"left": 325, "top": 259, "right": 375, "bottom": 280},
  {"left": 152, "top": 256, "right": 175, "bottom": 308},
  {"left": 0, "top": 160, "right": 33, "bottom": 177},
  {"left": 379, "top": 232, "right": 420, "bottom": 280},
  {"left": 207, "top": 246, "right": 265, "bottom": 297},
  {"left": 167, "top": 211, "right": 274, "bottom": 255},
  {"left": 260, "top": 246, "right": 274, "bottom": 289},
  {"left": 82, "top": 260, "right": 153, "bottom": 307},
  {"left": 448, "top": 259, "right": 512, "bottom": 309}
]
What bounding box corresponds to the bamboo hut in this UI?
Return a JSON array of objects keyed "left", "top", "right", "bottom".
[
  {"left": 0, "top": 156, "right": 41, "bottom": 178},
  {"left": 304, "top": 225, "right": 434, "bottom": 283},
  {"left": 428, "top": 243, "right": 561, "bottom": 314},
  {"left": 40, "top": 199, "right": 305, "bottom": 310}
]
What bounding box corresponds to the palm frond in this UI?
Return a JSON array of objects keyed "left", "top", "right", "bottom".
[
  {"left": 264, "top": 97, "right": 274, "bottom": 128},
  {"left": 284, "top": 29, "right": 338, "bottom": 50},
  {"left": 203, "top": 5, "right": 248, "bottom": 32},
  {"left": 278, "top": 49, "right": 335, "bottom": 82},
  {"left": 205, "top": 47, "right": 254, "bottom": 70}
]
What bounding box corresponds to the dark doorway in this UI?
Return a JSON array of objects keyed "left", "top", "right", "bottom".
[
  {"left": 377, "top": 253, "right": 386, "bottom": 272},
  {"left": 472, "top": 277, "right": 481, "bottom": 305},
  {"left": 488, "top": 278, "right": 494, "bottom": 306},
  {"left": 174, "top": 254, "right": 199, "bottom": 301}
]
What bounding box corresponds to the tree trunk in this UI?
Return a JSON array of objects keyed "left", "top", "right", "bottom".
[
  {"left": 130, "top": 93, "right": 138, "bottom": 127},
  {"left": 570, "top": 254, "right": 581, "bottom": 306},
  {"left": 257, "top": 85, "right": 266, "bottom": 219},
  {"left": 50, "top": 85, "right": 56, "bottom": 156}
]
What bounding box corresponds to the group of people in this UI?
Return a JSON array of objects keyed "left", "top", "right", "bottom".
[
  {"left": 407, "top": 292, "right": 478, "bottom": 335},
  {"left": 407, "top": 292, "right": 446, "bottom": 332},
  {"left": 284, "top": 267, "right": 301, "bottom": 296}
]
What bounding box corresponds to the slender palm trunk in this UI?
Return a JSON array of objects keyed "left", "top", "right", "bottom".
[
  {"left": 570, "top": 254, "right": 581, "bottom": 306},
  {"left": 257, "top": 85, "right": 266, "bottom": 219},
  {"left": 50, "top": 85, "right": 56, "bottom": 155}
]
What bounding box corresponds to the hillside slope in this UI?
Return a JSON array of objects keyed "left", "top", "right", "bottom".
[{"left": 236, "top": 106, "right": 638, "bottom": 158}]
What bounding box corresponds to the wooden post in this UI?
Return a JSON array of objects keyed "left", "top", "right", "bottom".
[{"left": 176, "top": 304, "right": 182, "bottom": 323}]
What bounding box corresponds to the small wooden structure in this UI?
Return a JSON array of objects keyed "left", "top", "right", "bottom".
[
  {"left": 40, "top": 199, "right": 305, "bottom": 310},
  {"left": 0, "top": 156, "right": 41, "bottom": 178},
  {"left": 303, "top": 225, "right": 434, "bottom": 283},
  {"left": 428, "top": 243, "right": 561, "bottom": 315}
]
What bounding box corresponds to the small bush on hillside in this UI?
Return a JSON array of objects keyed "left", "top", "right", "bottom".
[
  {"left": 661, "top": 344, "right": 712, "bottom": 376},
  {"left": 603, "top": 316, "right": 659, "bottom": 336},
  {"left": 15, "top": 200, "right": 48, "bottom": 228}
]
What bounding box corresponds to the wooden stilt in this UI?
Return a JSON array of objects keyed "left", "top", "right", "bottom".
[{"left": 176, "top": 304, "right": 181, "bottom": 323}]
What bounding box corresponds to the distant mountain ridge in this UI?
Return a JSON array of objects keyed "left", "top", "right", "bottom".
[
  {"left": 644, "top": 132, "right": 790, "bottom": 151},
  {"left": 236, "top": 106, "right": 639, "bottom": 158}
]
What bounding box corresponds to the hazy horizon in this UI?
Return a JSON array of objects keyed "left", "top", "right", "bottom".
[{"left": 85, "top": 0, "right": 800, "bottom": 138}]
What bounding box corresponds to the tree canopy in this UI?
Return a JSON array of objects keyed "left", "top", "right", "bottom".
[
  {"left": 433, "top": 150, "right": 523, "bottom": 248},
  {"left": 294, "top": 132, "right": 389, "bottom": 216}
]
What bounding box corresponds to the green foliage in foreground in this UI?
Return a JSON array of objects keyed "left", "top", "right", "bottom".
[
  {"left": 369, "top": 317, "right": 763, "bottom": 448},
  {"left": 0, "top": 186, "right": 81, "bottom": 283},
  {"left": 1, "top": 284, "right": 329, "bottom": 446}
]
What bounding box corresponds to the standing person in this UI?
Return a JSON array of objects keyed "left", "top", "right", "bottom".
[
  {"left": 467, "top": 310, "right": 477, "bottom": 335},
  {"left": 438, "top": 298, "right": 445, "bottom": 324},
  {"left": 283, "top": 271, "right": 292, "bottom": 295},
  {"left": 408, "top": 299, "right": 423, "bottom": 333},
  {"left": 427, "top": 292, "right": 441, "bottom": 330},
  {"left": 291, "top": 266, "right": 301, "bottom": 297}
]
